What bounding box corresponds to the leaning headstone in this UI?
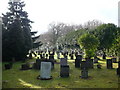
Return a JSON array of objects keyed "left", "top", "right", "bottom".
[
  {"left": 60, "top": 58, "right": 67, "bottom": 66},
  {"left": 80, "top": 68, "right": 88, "bottom": 79},
  {"left": 38, "top": 62, "right": 52, "bottom": 80},
  {"left": 60, "top": 65, "right": 69, "bottom": 77},
  {"left": 75, "top": 55, "right": 82, "bottom": 68},
  {"left": 106, "top": 59, "right": 113, "bottom": 69}
]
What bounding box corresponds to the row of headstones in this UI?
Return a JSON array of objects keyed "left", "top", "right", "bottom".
[{"left": 29, "top": 50, "right": 83, "bottom": 60}]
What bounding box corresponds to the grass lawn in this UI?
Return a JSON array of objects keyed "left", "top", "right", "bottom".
[{"left": 2, "top": 54, "right": 120, "bottom": 89}]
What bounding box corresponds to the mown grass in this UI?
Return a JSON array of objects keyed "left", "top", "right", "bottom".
[{"left": 2, "top": 54, "right": 120, "bottom": 89}]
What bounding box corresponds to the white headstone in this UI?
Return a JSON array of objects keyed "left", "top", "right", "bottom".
[{"left": 40, "top": 62, "right": 51, "bottom": 79}]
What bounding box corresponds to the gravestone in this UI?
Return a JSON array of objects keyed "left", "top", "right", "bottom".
[
  {"left": 116, "top": 61, "right": 120, "bottom": 76},
  {"left": 40, "top": 62, "right": 52, "bottom": 79},
  {"left": 106, "top": 59, "right": 113, "bottom": 69},
  {"left": 70, "top": 54, "right": 74, "bottom": 60},
  {"left": 49, "top": 55, "right": 54, "bottom": 61},
  {"left": 97, "top": 64, "right": 101, "bottom": 69},
  {"left": 40, "top": 54, "right": 43, "bottom": 59},
  {"left": 80, "top": 68, "right": 88, "bottom": 79},
  {"left": 46, "top": 54, "right": 48, "bottom": 59},
  {"left": 60, "top": 58, "right": 67, "bottom": 66},
  {"left": 60, "top": 65, "right": 69, "bottom": 77},
  {"left": 75, "top": 55, "right": 82, "bottom": 68},
  {"left": 112, "top": 58, "right": 117, "bottom": 63},
  {"left": 49, "top": 55, "right": 54, "bottom": 69},
  {"left": 80, "top": 61, "right": 88, "bottom": 69},
  {"left": 117, "top": 68, "right": 120, "bottom": 76},
  {"left": 4, "top": 63, "right": 13, "bottom": 70},
  {"left": 86, "top": 59, "right": 94, "bottom": 69},
  {"left": 75, "top": 52, "right": 78, "bottom": 57},
  {"left": 118, "top": 61, "right": 120, "bottom": 68},
  {"left": 21, "top": 63, "right": 30, "bottom": 70},
  {"left": 33, "top": 58, "right": 41, "bottom": 70}
]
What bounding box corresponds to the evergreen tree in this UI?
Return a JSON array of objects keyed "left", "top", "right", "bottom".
[{"left": 2, "top": 1, "right": 33, "bottom": 61}]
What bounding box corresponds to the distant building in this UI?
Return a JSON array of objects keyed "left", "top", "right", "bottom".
[{"left": 118, "top": 1, "right": 120, "bottom": 27}]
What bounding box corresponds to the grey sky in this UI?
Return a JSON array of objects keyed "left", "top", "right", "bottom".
[{"left": 0, "top": 0, "right": 119, "bottom": 34}]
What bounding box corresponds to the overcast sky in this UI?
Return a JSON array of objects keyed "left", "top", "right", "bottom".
[{"left": 0, "top": 0, "right": 119, "bottom": 34}]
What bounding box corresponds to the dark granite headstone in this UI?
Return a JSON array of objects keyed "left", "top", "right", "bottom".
[
  {"left": 60, "top": 65, "right": 69, "bottom": 77},
  {"left": 81, "top": 68, "right": 88, "bottom": 79},
  {"left": 118, "top": 61, "right": 120, "bottom": 68},
  {"left": 70, "top": 54, "right": 74, "bottom": 60},
  {"left": 49, "top": 55, "right": 54, "bottom": 61},
  {"left": 117, "top": 68, "right": 120, "bottom": 77},
  {"left": 60, "top": 58, "right": 67, "bottom": 66},
  {"left": 112, "top": 58, "right": 117, "bottom": 63},
  {"left": 86, "top": 59, "right": 94, "bottom": 69},
  {"left": 4, "top": 63, "right": 12, "bottom": 70},
  {"left": 46, "top": 54, "right": 48, "bottom": 59},
  {"left": 97, "top": 64, "right": 101, "bottom": 69},
  {"left": 33, "top": 58, "right": 41, "bottom": 70},
  {"left": 106, "top": 59, "right": 113, "bottom": 69},
  {"left": 80, "top": 61, "right": 88, "bottom": 69},
  {"left": 75, "top": 55, "right": 82, "bottom": 68},
  {"left": 21, "top": 64, "right": 30, "bottom": 70}
]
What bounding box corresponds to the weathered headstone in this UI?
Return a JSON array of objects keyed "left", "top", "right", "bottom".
[
  {"left": 106, "top": 59, "right": 113, "bottom": 69},
  {"left": 60, "top": 65, "right": 69, "bottom": 77},
  {"left": 80, "top": 68, "right": 88, "bottom": 79},
  {"left": 60, "top": 58, "right": 67, "bottom": 66},
  {"left": 40, "top": 62, "right": 52, "bottom": 79},
  {"left": 75, "top": 55, "right": 82, "bottom": 68}
]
